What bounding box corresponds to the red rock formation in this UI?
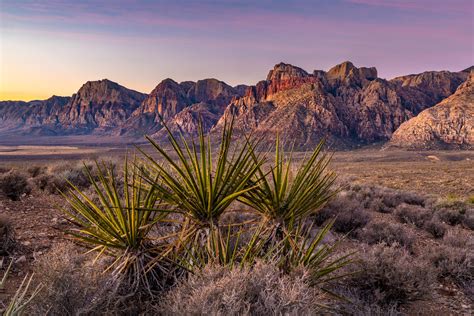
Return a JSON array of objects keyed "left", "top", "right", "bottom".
[{"left": 389, "top": 72, "right": 473, "bottom": 149}]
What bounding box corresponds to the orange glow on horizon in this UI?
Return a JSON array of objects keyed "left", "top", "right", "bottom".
[{"left": 0, "top": 91, "right": 54, "bottom": 102}]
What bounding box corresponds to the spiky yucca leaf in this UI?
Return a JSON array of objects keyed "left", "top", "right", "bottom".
[
  {"left": 4, "top": 274, "right": 42, "bottom": 316},
  {"left": 139, "top": 117, "right": 263, "bottom": 226},
  {"left": 61, "top": 159, "right": 171, "bottom": 291},
  {"left": 1, "top": 259, "right": 42, "bottom": 316},
  {"left": 240, "top": 137, "right": 336, "bottom": 227},
  {"left": 179, "top": 223, "right": 268, "bottom": 269},
  {"left": 267, "top": 220, "right": 353, "bottom": 285}
]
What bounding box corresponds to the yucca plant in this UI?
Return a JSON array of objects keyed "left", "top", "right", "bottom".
[
  {"left": 139, "top": 118, "right": 264, "bottom": 267},
  {"left": 140, "top": 118, "right": 263, "bottom": 227},
  {"left": 62, "top": 159, "right": 171, "bottom": 292},
  {"left": 265, "top": 220, "right": 353, "bottom": 285},
  {"left": 239, "top": 136, "right": 337, "bottom": 230}
]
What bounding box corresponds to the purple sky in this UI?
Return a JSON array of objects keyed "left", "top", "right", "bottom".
[{"left": 1, "top": 0, "right": 473, "bottom": 100}]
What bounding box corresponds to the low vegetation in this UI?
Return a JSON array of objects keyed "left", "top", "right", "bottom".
[
  {"left": 0, "top": 121, "right": 472, "bottom": 315},
  {"left": 0, "top": 171, "right": 31, "bottom": 201}
]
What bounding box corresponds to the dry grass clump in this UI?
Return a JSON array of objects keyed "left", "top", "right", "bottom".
[
  {"left": 0, "top": 216, "right": 15, "bottom": 255},
  {"left": 160, "top": 261, "right": 321, "bottom": 315},
  {"left": 30, "top": 243, "right": 107, "bottom": 315},
  {"left": 343, "top": 244, "right": 435, "bottom": 306},
  {"left": 0, "top": 171, "right": 31, "bottom": 201},
  {"left": 357, "top": 221, "right": 415, "bottom": 250},
  {"left": 395, "top": 203, "right": 432, "bottom": 228}
]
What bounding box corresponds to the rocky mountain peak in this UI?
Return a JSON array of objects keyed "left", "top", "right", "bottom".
[
  {"left": 188, "top": 78, "right": 237, "bottom": 103},
  {"left": 74, "top": 79, "right": 145, "bottom": 105},
  {"left": 266, "top": 62, "right": 309, "bottom": 81},
  {"left": 462, "top": 66, "right": 474, "bottom": 73},
  {"left": 327, "top": 61, "right": 377, "bottom": 82}
]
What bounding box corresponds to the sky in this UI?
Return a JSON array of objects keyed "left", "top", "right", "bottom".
[{"left": 0, "top": 0, "right": 472, "bottom": 101}]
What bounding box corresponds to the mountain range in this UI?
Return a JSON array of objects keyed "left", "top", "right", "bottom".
[{"left": 1, "top": 61, "right": 472, "bottom": 149}]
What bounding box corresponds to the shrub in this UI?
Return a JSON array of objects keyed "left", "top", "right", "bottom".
[
  {"left": 30, "top": 243, "right": 106, "bottom": 315},
  {"left": 367, "top": 197, "right": 393, "bottom": 213},
  {"left": 0, "top": 166, "right": 10, "bottom": 174},
  {"left": 343, "top": 244, "right": 435, "bottom": 306},
  {"left": 430, "top": 245, "right": 473, "bottom": 284},
  {"left": 341, "top": 184, "right": 426, "bottom": 215},
  {"left": 437, "top": 208, "right": 465, "bottom": 226},
  {"left": 0, "top": 216, "right": 14, "bottom": 255},
  {"left": 358, "top": 221, "right": 415, "bottom": 250},
  {"left": 395, "top": 203, "right": 432, "bottom": 228},
  {"left": 159, "top": 261, "right": 321, "bottom": 315},
  {"left": 462, "top": 208, "right": 474, "bottom": 230},
  {"left": 314, "top": 192, "right": 371, "bottom": 235},
  {"left": 429, "top": 230, "right": 474, "bottom": 284},
  {"left": 32, "top": 174, "right": 56, "bottom": 194},
  {"left": 330, "top": 287, "right": 401, "bottom": 316},
  {"left": 26, "top": 166, "right": 45, "bottom": 178},
  {"left": 442, "top": 229, "right": 473, "bottom": 248},
  {"left": 0, "top": 171, "right": 31, "bottom": 201},
  {"left": 424, "top": 218, "right": 447, "bottom": 238}
]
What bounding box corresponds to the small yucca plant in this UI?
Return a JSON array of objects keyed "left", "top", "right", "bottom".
[
  {"left": 62, "top": 159, "right": 170, "bottom": 292},
  {"left": 240, "top": 136, "right": 336, "bottom": 229}
]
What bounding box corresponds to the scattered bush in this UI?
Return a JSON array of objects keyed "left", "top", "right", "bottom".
[
  {"left": 343, "top": 244, "right": 435, "bottom": 306},
  {"left": 358, "top": 221, "right": 415, "bottom": 250},
  {"left": 330, "top": 287, "right": 401, "bottom": 316},
  {"left": 442, "top": 229, "right": 473, "bottom": 248},
  {"left": 314, "top": 192, "right": 371, "bottom": 235},
  {"left": 0, "top": 171, "right": 31, "bottom": 201},
  {"left": 430, "top": 245, "right": 473, "bottom": 284},
  {"left": 367, "top": 197, "right": 393, "bottom": 213},
  {"left": 160, "top": 261, "right": 321, "bottom": 315},
  {"left": 462, "top": 208, "right": 474, "bottom": 230},
  {"left": 30, "top": 243, "right": 106, "bottom": 315},
  {"left": 428, "top": 230, "right": 474, "bottom": 284},
  {"left": 0, "top": 166, "right": 11, "bottom": 174},
  {"left": 26, "top": 166, "right": 45, "bottom": 178},
  {"left": 32, "top": 174, "right": 56, "bottom": 194},
  {"left": 395, "top": 203, "right": 432, "bottom": 228},
  {"left": 0, "top": 216, "right": 14, "bottom": 255},
  {"left": 424, "top": 218, "right": 447, "bottom": 239},
  {"left": 33, "top": 163, "right": 98, "bottom": 194},
  {"left": 437, "top": 208, "right": 465, "bottom": 226}
]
